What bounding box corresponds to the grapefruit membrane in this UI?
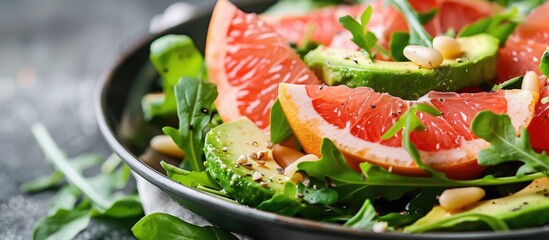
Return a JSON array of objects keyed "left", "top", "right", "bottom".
[
  {"left": 206, "top": 0, "right": 321, "bottom": 130},
  {"left": 278, "top": 83, "right": 537, "bottom": 179}
]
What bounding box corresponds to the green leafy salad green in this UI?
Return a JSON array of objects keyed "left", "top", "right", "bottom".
[
  {"left": 25, "top": 0, "right": 549, "bottom": 239},
  {"left": 135, "top": 0, "right": 549, "bottom": 237}
]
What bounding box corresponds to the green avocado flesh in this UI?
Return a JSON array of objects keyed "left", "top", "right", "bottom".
[
  {"left": 204, "top": 117, "right": 286, "bottom": 206},
  {"left": 405, "top": 178, "right": 549, "bottom": 232},
  {"left": 305, "top": 34, "right": 499, "bottom": 99}
]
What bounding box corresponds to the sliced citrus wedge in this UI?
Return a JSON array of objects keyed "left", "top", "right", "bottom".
[
  {"left": 206, "top": 0, "right": 321, "bottom": 130},
  {"left": 278, "top": 83, "right": 538, "bottom": 179}
]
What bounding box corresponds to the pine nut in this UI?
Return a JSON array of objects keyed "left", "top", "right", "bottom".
[
  {"left": 284, "top": 154, "right": 320, "bottom": 180},
  {"left": 522, "top": 71, "right": 540, "bottom": 94},
  {"left": 373, "top": 221, "right": 388, "bottom": 233},
  {"left": 439, "top": 187, "right": 485, "bottom": 211},
  {"left": 433, "top": 36, "right": 463, "bottom": 59},
  {"left": 272, "top": 144, "right": 306, "bottom": 168},
  {"left": 150, "top": 135, "right": 185, "bottom": 158},
  {"left": 403, "top": 45, "right": 443, "bottom": 69}
]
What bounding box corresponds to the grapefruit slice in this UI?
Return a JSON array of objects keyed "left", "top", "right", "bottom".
[
  {"left": 528, "top": 76, "right": 549, "bottom": 151},
  {"left": 496, "top": 2, "right": 549, "bottom": 82},
  {"left": 263, "top": 4, "right": 365, "bottom": 46},
  {"left": 206, "top": 0, "right": 321, "bottom": 130},
  {"left": 278, "top": 83, "right": 537, "bottom": 179}
]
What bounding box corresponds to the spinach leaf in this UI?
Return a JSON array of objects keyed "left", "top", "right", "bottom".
[
  {"left": 339, "top": 6, "right": 378, "bottom": 57},
  {"left": 343, "top": 199, "right": 376, "bottom": 230},
  {"left": 540, "top": 47, "right": 549, "bottom": 76},
  {"left": 405, "top": 212, "right": 509, "bottom": 233},
  {"left": 32, "top": 209, "right": 91, "bottom": 240},
  {"left": 163, "top": 77, "right": 218, "bottom": 172},
  {"left": 389, "top": 0, "right": 433, "bottom": 47},
  {"left": 132, "top": 212, "right": 238, "bottom": 240},
  {"left": 143, "top": 35, "right": 204, "bottom": 119},
  {"left": 471, "top": 111, "right": 549, "bottom": 176},
  {"left": 47, "top": 186, "right": 80, "bottom": 215},
  {"left": 270, "top": 99, "right": 293, "bottom": 144},
  {"left": 90, "top": 195, "right": 144, "bottom": 219},
  {"left": 161, "top": 161, "right": 221, "bottom": 190}
]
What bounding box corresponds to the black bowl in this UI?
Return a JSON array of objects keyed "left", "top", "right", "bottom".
[{"left": 96, "top": 1, "right": 549, "bottom": 239}]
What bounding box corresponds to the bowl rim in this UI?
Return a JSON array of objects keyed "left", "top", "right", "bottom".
[{"left": 95, "top": 1, "right": 549, "bottom": 239}]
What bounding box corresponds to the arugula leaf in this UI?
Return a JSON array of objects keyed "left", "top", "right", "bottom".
[
  {"left": 163, "top": 77, "right": 218, "bottom": 172},
  {"left": 296, "top": 177, "right": 339, "bottom": 205},
  {"left": 257, "top": 182, "right": 304, "bottom": 216},
  {"left": 339, "top": 6, "right": 378, "bottom": 57},
  {"left": 459, "top": 9, "right": 518, "bottom": 47},
  {"left": 143, "top": 35, "right": 204, "bottom": 119},
  {"left": 361, "top": 105, "right": 545, "bottom": 186},
  {"left": 32, "top": 209, "right": 91, "bottom": 240},
  {"left": 360, "top": 161, "right": 543, "bottom": 187},
  {"left": 389, "top": 32, "right": 410, "bottom": 61},
  {"left": 21, "top": 172, "right": 64, "bottom": 193},
  {"left": 381, "top": 103, "right": 443, "bottom": 176},
  {"left": 492, "top": 76, "right": 523, "bottom": 91},
  {"left": 298, "top": 138, "right": 364, "bottom": 184},
  {"left": 32, "top": 123, "right": 111, "bottom": 209},
  {"left": 540, "top": 47, "right": 549, "bottom": 76},
  {"left": 389, "top": 0, "right": 433, "bottom": 47},
  {"left": 22, "top": 154, "right": 104, "bottom": 193},
  {"left": 29, "top": 123, "right": 144, "bottom": 240},
  {"left": 270, "top": 99, "right": 293, "bottom": 144},
  {"left": 343, "top": 199, "right": 376, "bottom": 230},
  {"left": 132, "top": 212, "right": 238, "bottom": 240},
  {"left": 471, "top": 111, "right": 549, "bottom": 176},
  {"left": 160, "top": 161, "right": 221, "bottom": 190}
]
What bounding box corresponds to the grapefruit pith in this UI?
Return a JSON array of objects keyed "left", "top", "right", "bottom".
[
  {"left": 205, "top": 0, "right": 321, "bottom": 130},
  {"left": 278, "top": 83, "right": 537, "bottom": 180}
]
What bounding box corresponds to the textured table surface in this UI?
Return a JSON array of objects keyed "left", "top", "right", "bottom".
[{"left": 0, "top": 1, "right": 211, "bottom": 239}]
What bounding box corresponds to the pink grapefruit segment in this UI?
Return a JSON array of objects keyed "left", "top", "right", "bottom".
[
  {"left": 206, "top": 0, "right": 321, "bottom": 130},
  {"left": 279, "top": 83, "right": 537, "bottom": 179}
]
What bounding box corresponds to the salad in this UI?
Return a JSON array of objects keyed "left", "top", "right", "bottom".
[{"left": 140, "top": 0, "right": 549, "bottom": 234}]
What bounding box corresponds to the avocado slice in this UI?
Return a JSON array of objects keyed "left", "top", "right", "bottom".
[
  {"left": 305, "top": 34, "right": 499, "bottom": 99},
  {"left": 405, "top": 178, "right": 549, "bottom": 232},
  {"left": 204, "top": 117, "right": 287, "bottom": 206}
]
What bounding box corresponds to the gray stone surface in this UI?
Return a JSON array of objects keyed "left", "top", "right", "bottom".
[{"left": 0, "top": 0, "right": 207, "bottom": 238}]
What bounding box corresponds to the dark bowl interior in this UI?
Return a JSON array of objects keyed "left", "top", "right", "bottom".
[{"left": 96, "top": 1, "right": 549, "bottom": 239}]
